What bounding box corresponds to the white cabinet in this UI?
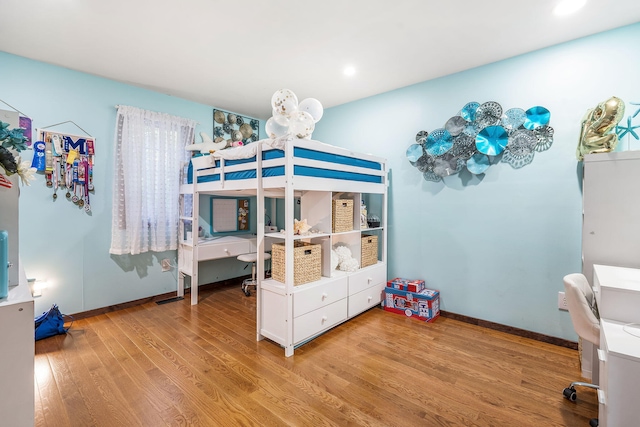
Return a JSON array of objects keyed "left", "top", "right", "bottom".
[
  {"left": 259, "top": 189, "right": 388, "bottom": 357},
  {"left": 0, "top": 270, "right": 35, "bottom": 426},
  {"left": 582, "top": 151, "right": 640, "bottom": 380},
  {"left": 598, "top": 320, "right": 640, "bottom": 427},
  {"left": 583, "top": 151, "right": 640, "bottom": 286}
]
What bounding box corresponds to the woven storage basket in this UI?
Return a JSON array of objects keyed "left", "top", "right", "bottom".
[
  {"left": 332, "top": 199, "right": 354, "bottom": 233},
  {"left": 361, "top": 235, "right": 378, "bottom": 268},
  {"left": 271, "top": 241, "right": 322, "bottom": 285}
]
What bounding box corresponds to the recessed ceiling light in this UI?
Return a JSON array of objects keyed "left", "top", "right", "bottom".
[
  {"left": 553, "top": 0, "right": 587, "bottom": 16},
  {"left": 343, "top": 66, "right": 356, "bottom": 77}
]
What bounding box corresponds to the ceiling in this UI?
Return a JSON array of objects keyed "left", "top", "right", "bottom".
[{"left": 1, "top": 0, "right": 639, "bottom": 119}]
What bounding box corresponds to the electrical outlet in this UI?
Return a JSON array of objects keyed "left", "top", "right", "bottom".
[
  {"left": 161, "top": 259, "right": 172, "bottom": 272},
  {"left": 558, "top": 291, "right": 568, "bottom": 310}
]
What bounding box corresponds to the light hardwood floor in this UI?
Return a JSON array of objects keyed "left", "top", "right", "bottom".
[{"left": 34, "top": 283, "right": 598, "bottom": 426}]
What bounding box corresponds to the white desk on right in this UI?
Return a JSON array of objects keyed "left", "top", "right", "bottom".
[
  {"left": 593, "top": 264, "right": 640, "bottom": 324},
  {"left": 592, "top": 264, "right": 640, "bottom": 427}
]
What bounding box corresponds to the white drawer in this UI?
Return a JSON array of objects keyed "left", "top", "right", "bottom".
[
  {"left": 348, "top": 282, "right": 385, "bottom": 318},
  {"left": 198, "top": 240, "right": 252, "bottom": 260},
  {"left": 294, "top": 298, "right": 348, "bottom": 344},
  {"left": 348, "top": 263, "right": 386, "bottom": 295},
  {"left": 293, "top": 277, "right": 348, "bottom": 317}
]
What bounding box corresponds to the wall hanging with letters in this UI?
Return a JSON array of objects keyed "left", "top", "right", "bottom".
[{"left": 33, "top": 123, "right": 95, "bottom": 212}]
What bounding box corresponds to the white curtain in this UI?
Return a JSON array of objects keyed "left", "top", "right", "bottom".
[{"left": 110, "top": 105, "right": 195, "bottom": 255}]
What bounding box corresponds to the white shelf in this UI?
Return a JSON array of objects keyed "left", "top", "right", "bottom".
[
  {"left": 361, "top": 226, "right": 383, "bottom": 232},
  {"left": 259, "top": 188, "right": 387, "bottom": 357},
  {"left": 331, "top": 229, "right": 362, "bottom": 236},
  {"left": 265, "top": 232, "right": 332, "bottom": 240}
]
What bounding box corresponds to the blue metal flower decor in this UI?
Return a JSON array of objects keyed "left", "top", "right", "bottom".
[{"left": 407, "top": 101, "right": 553, "bottom": 182}]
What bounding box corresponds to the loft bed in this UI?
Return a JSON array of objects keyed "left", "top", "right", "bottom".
[
  {"left": 182, "top": 135, "right": 386, "bottom": 194},
  {"left": 177, "top": 135, "right": 388, "bottom": 356}
]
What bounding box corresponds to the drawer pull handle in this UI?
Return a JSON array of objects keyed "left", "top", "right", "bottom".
[
  {"left": 597, "top": 349, "right": 606, "bottom": 362},
  {"left": 321, "top": 316, "right": 328, "bottom": 323},
  {"left": 367, "top": 296, "right": 372, "bottom": 301},
  {"left": 322, "top": 292, "right": 328, "bottom": 300},
  {"left": 597, "top": 389, "right": 606, "bottom": 405}
]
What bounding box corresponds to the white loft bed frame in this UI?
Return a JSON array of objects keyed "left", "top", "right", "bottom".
[{"left": 178, "top": 136, "right": 388, "bottom": 355}]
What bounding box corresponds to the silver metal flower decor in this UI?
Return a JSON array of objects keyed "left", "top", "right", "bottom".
[{"left": 407, "top": 101, "right": 553, "bottom": 182}]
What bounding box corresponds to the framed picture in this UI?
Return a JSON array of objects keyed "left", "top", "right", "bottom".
[
  {"left": 213, "top": 109, "right": 260, "bottom": 147},
  {"left": 210, "top": 197, "right": 251, "bottom": 233}
]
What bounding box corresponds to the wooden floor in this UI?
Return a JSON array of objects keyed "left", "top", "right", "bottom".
[{"left": 34, "top": 283, "right": 598, "bottom": 426}]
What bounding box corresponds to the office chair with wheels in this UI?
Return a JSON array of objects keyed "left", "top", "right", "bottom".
[
  {"left": 237, "top": 252, "right": 271, "bottom": 296},
  {"left": 562, "top": 273, "right": 600, "bottom": 426}
]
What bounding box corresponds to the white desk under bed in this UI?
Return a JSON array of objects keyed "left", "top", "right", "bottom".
[{"left": 177, "top": 235, "right": 257, "bottom": 295}]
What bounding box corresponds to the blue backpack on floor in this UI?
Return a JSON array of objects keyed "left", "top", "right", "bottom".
[{"left": 34, "top": 304, "right": 73, "bottom": 341}]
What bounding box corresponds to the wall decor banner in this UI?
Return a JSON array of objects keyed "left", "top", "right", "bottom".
[
  {"left": 34, "top": 129, "right": 95, "bottom": 212},
  {"left": 407, "top": 101, "right": 553, "bottom": 182}
]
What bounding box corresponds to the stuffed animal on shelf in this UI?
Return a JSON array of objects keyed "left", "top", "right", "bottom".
[
  {"left": 294, "top": 218, "right": 311, "bottom": 235},
  {"left": 333, "top": 245, "right": 359, "bottom": 272}
]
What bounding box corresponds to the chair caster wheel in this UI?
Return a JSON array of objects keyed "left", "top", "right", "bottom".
[
  {"left": 563, "top": 386, "right": 577, "bottom": 402},
  {"left": 244, "top": 290, "right": 251, "bottom": 297},
  {"left": 589, "top": 418, "right": 598, "bottom": 427}
]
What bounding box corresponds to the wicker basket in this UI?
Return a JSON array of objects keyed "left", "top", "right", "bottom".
[
  {"left": 332, "top": 199, "right": 354, "bottom": 233},
  {"left": 271, "top": 241, "right": 322, "bottom": 285},
  {"left": 361, "top": 235, "right": 378, "bottom": 268}
]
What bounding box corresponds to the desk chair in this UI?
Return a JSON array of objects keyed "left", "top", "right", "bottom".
[
  {"left": 237, "top": 253, "right": 271, "bottom": 296},
  {"left": 562, "top": 273, "right": 600, "bottom": 427}
]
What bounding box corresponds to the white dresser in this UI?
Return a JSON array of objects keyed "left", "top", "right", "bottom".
[{"left": 0, "top": 269, "right": 35, "bottom": 426}]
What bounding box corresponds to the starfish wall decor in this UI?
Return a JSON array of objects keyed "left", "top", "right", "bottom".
[{"left": 616, "top": 101, "right": 640, "bottom": 141}]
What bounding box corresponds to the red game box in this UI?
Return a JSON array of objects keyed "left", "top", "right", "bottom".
[{"left": 386, "top": 277, "right": 426, "bottom": 293}]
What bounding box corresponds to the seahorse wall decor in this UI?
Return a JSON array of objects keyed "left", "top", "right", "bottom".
[{"left": 576, "top": 96, "right": 625, "bottom": 161}]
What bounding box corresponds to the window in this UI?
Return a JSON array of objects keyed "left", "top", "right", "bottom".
[{"left": 110, "top": 105, "right": 196, "bottom": 255}]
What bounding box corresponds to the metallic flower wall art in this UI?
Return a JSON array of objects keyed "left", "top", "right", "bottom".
[{"left": 407, "top": 101, "right": 553, "bottom": 182}]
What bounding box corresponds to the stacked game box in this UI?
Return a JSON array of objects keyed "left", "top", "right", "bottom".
[
  {"left": 386, "top": 277, "right": 426, "bottom": 293},
  {"left": 384, "top": 278, "right": 440, "bottom": 322}
]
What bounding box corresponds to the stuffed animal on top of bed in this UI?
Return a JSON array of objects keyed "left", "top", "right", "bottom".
[
  {"left": 185, "top": 132, "right": 232, "bottom": 154},
  {"left": 265, "top": 89, "right": 324, "bottom": 140}
]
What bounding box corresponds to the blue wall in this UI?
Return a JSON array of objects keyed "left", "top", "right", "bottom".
[
  {"left": 3, "top": 23, "right": 639, "bottom": 340},
  {"left": 0, "top": 52, "right": 263, "bottom": 316},
  {"left": 314, "top": 23, "right": 640, "bottom": 340}
]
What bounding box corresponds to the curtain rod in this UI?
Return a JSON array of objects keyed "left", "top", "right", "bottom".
[{"left": 114, "top": 105, "right": 200, "bottom": 124}]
